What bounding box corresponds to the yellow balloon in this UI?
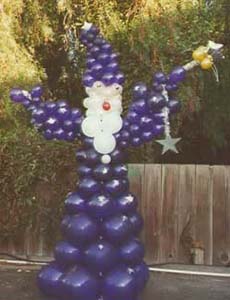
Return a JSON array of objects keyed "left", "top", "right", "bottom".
[
  {"left": 201, "top": 57, "right": 213, "bottom": 70},
  {"left": 192, "top": 46, "right": 208, "bottom": 62}
]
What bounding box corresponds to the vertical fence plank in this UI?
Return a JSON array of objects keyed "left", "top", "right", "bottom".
[
  {"left": 194, "top": 165, "right": 213, "bottom": 265},
  {"left": 160, "top": 164, "right": 180, "bottom": 263},
  {"left": 178, "top": 165, "right": 196, "bottom": 264},
  {"left": 141, "top": 164, "right": 162, "bottom": 264},
  {"left": 225, "top": 167, "right": 230, "bottom": 265},
  {"left": 213, "top": 166, "right": 227, "bottom": 265}
]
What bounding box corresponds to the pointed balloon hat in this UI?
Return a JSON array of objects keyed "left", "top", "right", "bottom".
[{"left": 79, "top": 22, "right": 125, "bottom": 88}]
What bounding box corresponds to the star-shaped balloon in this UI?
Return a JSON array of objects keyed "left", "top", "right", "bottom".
[{"left": 156, "top": 136, "right": 181, "bottom": 155}]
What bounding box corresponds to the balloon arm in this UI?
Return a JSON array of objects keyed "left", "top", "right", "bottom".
[{"left": 10, "top": 87, "right": 84, "bottom": 142}]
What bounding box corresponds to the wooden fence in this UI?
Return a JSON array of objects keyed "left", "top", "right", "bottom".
[{"left": 1, "top": 164, "right": 230, "bottom": 266}]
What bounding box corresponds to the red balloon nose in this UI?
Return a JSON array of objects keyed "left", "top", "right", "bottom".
[{"left": 103, "top": 101, "right": 111, "bottom": 111}]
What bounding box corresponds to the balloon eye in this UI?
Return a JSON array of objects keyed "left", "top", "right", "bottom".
[{"left": 103, "top": 101, "right": 111, "bottom": 111}]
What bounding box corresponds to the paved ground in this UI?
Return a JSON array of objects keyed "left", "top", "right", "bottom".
[{"left": 0, "top": 264, "right": 230, "bottom": 300}]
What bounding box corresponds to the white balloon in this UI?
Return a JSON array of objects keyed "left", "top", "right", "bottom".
[
  {"left": 101, "top": 112, "right": 123, "bottom": 134},
  {"left": 101, "top": 155, "right": 111, "bottom": 164},
  {"left": 81, "top": 116, "right": 101, "bottom": 137},
  {"left": 94, "top": 133, "right": 116, "bottom": 154}
]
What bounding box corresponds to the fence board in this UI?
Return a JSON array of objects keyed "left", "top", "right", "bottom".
[
  {"left": 178, "top": 165, "right": 196, "bottom": 264},
  {"left": 160, "top": 165, "right": 180, "bottom": 263},
  {"left": 142, "top": 164, "right": 162, "bottom": 264},
  {"left": 194, "top": 165, "right": 213, "bottom": 265},
  {"left": 213, "top": 166, "right": 227, "bottom": 265}
]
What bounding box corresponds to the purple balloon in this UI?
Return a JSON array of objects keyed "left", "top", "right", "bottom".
[
  {"left": 54, "top": 128, "right": 66, "bottom": 140},
  {"left": 101, "top": 43, "right": 112, "bottom": 53},
  {"left": 105, "top": 178, "right": 128, "bottom": 196},
  {"left": 78, "top": 165, "right": 92, "bottom": 177},
  {"left": 86, "top": 194, "right": 116, "bottom": 219},
  {"left": 110, "top": 149, "right": 124, "bottom": 163},
  {"left": 55, "top": 241, "right": 82, "bottom": 267},
  {"left": 153, "top": 124, "right": 164, "bottom": 136},
  {"left": 93, "top": 164, "right": 113, "bottom": 181},
  {"left": 102, "top": 73, "right": 115, "bottom": 86},
  {"left": 154, "top": 72, "right": 167, "bottom": 84},
  {"left": 134, "top": 262, "right": 149, "bottom": 291},
  {"left": 128, "top": 212, "right": 143, "bottom": 235},
  {"left": 131, "top": 137, "right": 142, "bottom": 147},
  {"left": 43, "top": 129, "right": 54, "bottom": 140},
  {"left": 45, "top": 116, "right": 60, "bottom": 131},
  {"left": 142, "top": 131, "right": 154, "bottom": 142},
  {"left": 63, "top": 119, "right": 75, "bottom": 131},
  {"left": 90, "top": 63, "right": 104, "bottom": 78},
  {"left": 168, "top": 99, "right": 181, "bottom": 114},
  {"left": 152, "top": 112, "right": 165, "bottom": 124},
  {"left": 83, "top": 74, "right": 95, "bottom": 87},
  {"left": 129, "top": 124, "right": 141, "bottom": 137},
  {"left": 103, "top": 266, "right": 137, "bottom": 300},
  {"left": 31, "top": 85, "right": 43, "bottom": 98},
  {"left": 10, "top": 88, "right": 30, "bottom": 103},
  {"left": 32, "top": 108, "right": 47, "bottom": 123},
  {"left": 140, "top": 116, "right": 153, "bottom": 131},
  {"left": 98, "top": 53, "right": 111, "bottom": 65},
  {"left": 152, "top": 82, "right": 163, "bottom": 92},
  {"left": 166, "top": 83, "right": 178, "bottom": 91},
  {"left": 60, "top": 267, "right": 100, "bottom": 300},
  {"left": 56, "top": 106, "right": 70, "bottom": 121},
  {"left": 169, "top": 66, "right": 186, "bottom": 84},
  {"left": 116, "top": 192, "right": 138, "bottom": 214},
  {"left": 113, "top": 164, "right": 128, "bottom": 178},
  {"left": 127, "top": 111, "right": 139, "bottom": 123},
  {"left": 87, "top": 58, "right": 97, "bottom": 68},
  {"left": 78, "top": 177, "right": 101, "bottom": 197},
  {"left": 65, "top": 192, "right": 86, "bottom": 214},
  {"left": 115, "top": 72, "right": 125, "bottom": 85},
  {"left": 120, "top": 130, "right": 130, "bottom": 143},
  {"left": 148, "top": 93, "right": 167, "bottom": 111},
  {"left": 106, "top": 61, "right": 119, "bottom": 73},
  {"left": 133, "top": 83, "right": 148, "bottom": 99},
  {"left": 44, "top": 101, "right": 57, "bottom": 114},
  {"left": 65, "top": 131, "right": 75, "bottom": 142},
  {"left": 64, "top": 213, "right": 99, "bottom": 246},
  {"left": 37, "top": 263, "right": 63, "bottom": 297},
  {"left": 120, "top": 238, "right": 145, "bottom": 265},
  {"left": 84, "top": 241, "right": 119, "bottom": 273},
  {"left": 102, "top": 214, "right": 132, "bottom": 244},
  {"left": 90, "top": 46, "right": 101, "bottom": 57},
  {"left": 131, "top": 99, "right": 147, "bottom": 114}
]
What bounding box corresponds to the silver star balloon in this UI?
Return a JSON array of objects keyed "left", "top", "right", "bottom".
[{"left": 156, "top": 136, "right": 181, "bottom": 155}]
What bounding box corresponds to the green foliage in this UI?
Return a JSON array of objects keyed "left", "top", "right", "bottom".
[{"left": 0, "top": 0, "right": 229, "bottom": 238}]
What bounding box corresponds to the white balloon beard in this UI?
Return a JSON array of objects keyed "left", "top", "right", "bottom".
[{"left": 81, "top": 82, "right": 123, "bottom": 160}]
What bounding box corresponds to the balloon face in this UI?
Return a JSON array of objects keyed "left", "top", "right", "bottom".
[
  {"left": 64, "top": 214, "right": 99, "bottom": 246},
  {"left": 55, "top": 241, "right": 82, "bottom": 267},
  {"left": 103, "top": 266, "right": 137, "bottom": 300},
  {"left": 60, "top": 268, "right": 100, "bottom": 300},
  {"left": 102, "top": 214, "right": 132, "bottom": 244},
  {"left": 84, "top": 241, "right": 119, "bottom": 273},
  {"left": 37, "top": 263, "right": 63, "bottom": 297}
]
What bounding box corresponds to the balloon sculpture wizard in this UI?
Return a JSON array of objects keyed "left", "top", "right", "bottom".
[{"left": 10, "top": 22, "right": 224, "bottom": 300}]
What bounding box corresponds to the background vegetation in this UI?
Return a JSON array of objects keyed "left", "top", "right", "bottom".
[{"left": 0, "top": 0, "right": 229, "bottom": 240}]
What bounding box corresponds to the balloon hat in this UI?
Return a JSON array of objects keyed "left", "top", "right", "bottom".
[{"left": 10, "top": 21, "right": 224, "bottom": 300}]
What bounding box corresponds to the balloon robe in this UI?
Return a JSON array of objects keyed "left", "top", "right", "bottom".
[{"left": 10, "top": 22, "right": 206, "bottom": 300}]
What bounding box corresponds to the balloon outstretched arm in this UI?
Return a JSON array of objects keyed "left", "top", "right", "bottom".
[
  {"left": 10, "top": 86, "right": 83, "bottom": 142},
  {"left": 120, "top": 41, "right": 224, "bottom": 149}
]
